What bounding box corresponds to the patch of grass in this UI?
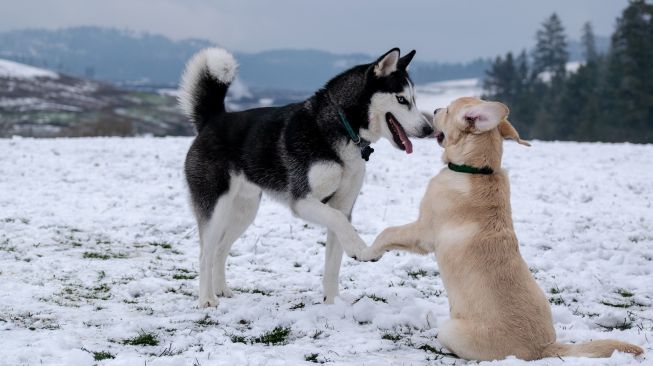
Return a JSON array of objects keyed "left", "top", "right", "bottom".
[
  {"left": 549, "top": 297, "right": 565, "bottom": 305},
  {"left": 122, "top": 330, "right": 159, "bottom": 346},
  {"left": 381, "top": 332, "right": 402, "bottom": 342},
  {"left": 354, "top": 294, "right": 387, "bottom": 304},
  {"left": 252, "top": 326, "right": 291, "bottom": 345},
  {"left": 82, "top": 348, "right": 114, "bottom": 361},
  {"left": 172, "top": 273, "right": 197, "bottom": 280},
  {"left": 600, "top": 300, "right": 633, "bottom": 308},
  {"left": 83, "top": 251, "right": 127, "bottom": 260},
  {"left": 407, "top": 269, "right": 428, "bottom": 279},
  {"left": 230, "top": 335, "right": 247, "bottom": 344},
  {"left": 149, "top": 241, "right": 172, "bottom": 249},
  {"left": 290, "top": 302, "right": 305, "bottom": 310},
  {"left": 233, "top": 287, "right": 272, "bottom": 296},
  {"left": 617, "top": 289, "right": 634, "bottom": 298},
  {"left": 304, "top": 353, "right": 323, "bottom": 363},
  {"left": 195, "top": 314, "right": 218, "bottom": 327},
  {"left": 418, "top": 344, "right": 459, "bottom": 358},
  {"left": 232, "top": 326, "right": 291, "bottom": 345},
  {"left": 597, "top": 318, "right": 633, "bottom": 331},
  {"left": 311, "top": 330, "right": 323, "bottom": 339},
  {"left": 550, "top": 286, "right": 561, "bottom": 294}
]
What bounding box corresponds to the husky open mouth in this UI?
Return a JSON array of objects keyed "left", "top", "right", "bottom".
[{"left": 385, "top": 112, "right": 413, "bottom": 154}]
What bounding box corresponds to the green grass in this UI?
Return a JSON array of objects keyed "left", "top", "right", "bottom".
[
  {"left": 354, "top": 294, "right": 387, "bottom": 303},
  {"left": 304, "top": 353, "right": 321, "bottom": 363},
  {"left": 195, "top": 314, "right": 218, "bottom": 327},
  {"left": 172, "top": 273, "right": 197, "bottom": 280},
  {"left": 122, "top": 331, "right": 159, "bottom": 346},
  {"left": 600, "top": 300, "right": 633, "bottom": 308},
  {"left": 617, "top": 289, "right": 634, "bottom": 298},
  {"left": 92, "top": 350, "right": 114, "bottom": 361},
  {"left": 252, "top": 326, "right": 291, "bottom": 345},
  {"left": 407, "top": 269, "right": 428, "bottom": 279},
  {"left": 231, "top": 326, "right": 291, "bottom": 345},
  {"left": 381, "top": 332, "right": 402, "bottom": 342},
  {"left": 290, "top": 302, "right": 305, "bottom": 310},
  {"left": 83, "top": 251, "right": 127, "bottom": 260}
]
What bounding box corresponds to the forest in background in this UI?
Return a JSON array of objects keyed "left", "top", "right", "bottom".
[{"left": 483, "top": 0, "right": 653, "bottom": 143}]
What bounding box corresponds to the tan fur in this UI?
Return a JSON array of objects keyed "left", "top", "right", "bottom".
[{"left": 360, "top": 97, "right": 644, "bottom": 361}]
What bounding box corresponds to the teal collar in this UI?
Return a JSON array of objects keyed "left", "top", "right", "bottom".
[
  {"left": 327, "top": 91, "right": 374, "bottom": 161},
  {"left": 448, "top": 162, "right": 494, "bottom": 175}
]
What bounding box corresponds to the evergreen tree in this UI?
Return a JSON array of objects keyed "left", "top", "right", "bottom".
[
  {"left": 581, "top": 22, "right": 598, "bottom": 62},
  {"left": 604, "top": 0, "right": 653, "bottom": 142},
  {"left": 532, "top": 13, "right": 569, "bottom": 79}
]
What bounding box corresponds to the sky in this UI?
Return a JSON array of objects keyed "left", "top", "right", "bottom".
[{"left": 0, "top": 0, "right": 630, "bottom": 62}]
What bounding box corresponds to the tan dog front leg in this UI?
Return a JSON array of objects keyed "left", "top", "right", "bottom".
[{"left": 358, "top": 222, "right": 429, "bottom": 261}]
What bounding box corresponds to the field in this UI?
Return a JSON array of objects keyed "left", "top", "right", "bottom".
[{"left": 0, "top": 137, "right": 651, "bottom": 365}]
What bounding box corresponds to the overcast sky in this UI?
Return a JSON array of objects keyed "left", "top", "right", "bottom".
[{"left": 0, "top": 0, "right": 629, "bottom": 62}]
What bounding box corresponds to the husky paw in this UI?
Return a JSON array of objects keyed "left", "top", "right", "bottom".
[
  {"left": 344, "top": 238, "right": 368, "bottom": 259},
  {"left": 215, "top": 286, "right": 233, "bottom": 298},
  {"left": 355, "top": 247, "right": 384, "bottom": 262},
  {"left": 198, "top": 295, "right": 219, "bottom": 308}
]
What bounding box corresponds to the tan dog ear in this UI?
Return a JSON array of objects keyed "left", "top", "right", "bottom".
[{"left": 499, "top": 119, "right": 531, "bottom": 146}]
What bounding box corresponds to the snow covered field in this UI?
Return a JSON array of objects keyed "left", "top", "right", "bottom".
[{"left": 0, "top": 137, "right": 651, "bottom": 366}]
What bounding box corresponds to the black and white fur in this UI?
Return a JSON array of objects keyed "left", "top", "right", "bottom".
[{"left": 179, "top": 47, "right": 432, "bottom": 308}]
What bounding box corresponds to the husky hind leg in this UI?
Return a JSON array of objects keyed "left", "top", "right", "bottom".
[{"left": 212, "top": 179, "right": 261, "bottom": 298}]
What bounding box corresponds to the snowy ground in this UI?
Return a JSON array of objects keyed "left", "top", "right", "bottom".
[{"left": 0, "top": 137, "right": 652, "bottom": 366}]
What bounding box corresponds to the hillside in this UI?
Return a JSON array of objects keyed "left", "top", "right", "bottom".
[{"left": 0, "top": 59, "right": 192, "bottom": 137}]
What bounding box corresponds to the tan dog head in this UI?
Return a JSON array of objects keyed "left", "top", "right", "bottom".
[{"left": 432, "top": 97, "right": 529, "bottom": 167}]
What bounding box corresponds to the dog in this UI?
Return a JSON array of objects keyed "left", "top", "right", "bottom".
[
  {"left": 358, "top": 97, "right": 644, "bottom": 360},
  {"left": 179, "top": 47, "right": 433, "bottom": 308}
]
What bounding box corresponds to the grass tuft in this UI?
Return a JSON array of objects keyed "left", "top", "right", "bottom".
[
  {"left": 122, "top": 330, "right": 159, "bottom": 346},
  {"left": 407, "top": 269, "right": 428, "bottom": 279}
]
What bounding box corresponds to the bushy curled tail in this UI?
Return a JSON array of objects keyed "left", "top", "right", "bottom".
[
  {"left": 178, "top": 48, "right": 237, "bottom": 132},
  {"left": 542, "top": 340, "right": 643, "bottom": 359}
]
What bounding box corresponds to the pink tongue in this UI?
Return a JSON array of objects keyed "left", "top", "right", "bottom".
[{"left": 394, "top": 121, "right": 413, "bottom": 154}]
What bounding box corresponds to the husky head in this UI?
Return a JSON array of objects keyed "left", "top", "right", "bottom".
[{"left": 360, "top": 48, "right": 433, "bottom": 154}]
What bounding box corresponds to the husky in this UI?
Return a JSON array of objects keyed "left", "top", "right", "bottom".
[{"left": 179, "top": 47, "right": 433, "bottom": 307}]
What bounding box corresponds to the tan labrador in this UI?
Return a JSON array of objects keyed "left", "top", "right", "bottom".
[{"left": 358, "top": 97, "right": 644, "bottom": 361}]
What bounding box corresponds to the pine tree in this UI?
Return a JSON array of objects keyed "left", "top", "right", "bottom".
[
  {"left": 581, "top": 22, "right": 598, "bottom": 62},
  {"left": 532, "top": 13, "right": 569, "bottom": 79},
  {"left": 604, "top": 0, "right": 653, "bottom": 142}
]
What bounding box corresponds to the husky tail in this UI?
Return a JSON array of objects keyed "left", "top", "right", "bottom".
[
  {"left": 542, "top": 339, "right": 643, "bottom": 359},
  {"left": 179, "top": 48, "right": 237, "bottom": 132}
]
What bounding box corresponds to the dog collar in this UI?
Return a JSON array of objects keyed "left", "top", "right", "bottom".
[
  {"left": 448, "top": 162, "right": 494, "bottom": 175},
  {"left": 327, "top": 91, "right": 374, "bottom": 161}
]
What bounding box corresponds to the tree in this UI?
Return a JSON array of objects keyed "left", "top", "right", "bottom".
[
  {"left": 532, "top": 13, "right": 569, "bottom": 79},
  {"left": 604, "top": 0, "right": 653, "bottom": 142},
  {"left": 581, "top": 22, "right": 598, "bottom": 62}
]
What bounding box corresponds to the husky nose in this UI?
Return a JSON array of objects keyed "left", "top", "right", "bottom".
[{"left": 421, "top": 125, "right": 434, "bottom": 137}]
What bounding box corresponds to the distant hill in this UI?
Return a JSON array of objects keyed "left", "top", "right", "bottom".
[
  {"left": 0, "top": 27, "right": 493, "bottom": 90},
  {"left": 0, "top": 58, "right": 192, "bottom": 137}
]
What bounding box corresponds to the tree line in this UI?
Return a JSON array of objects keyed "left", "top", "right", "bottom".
[{"left": 483, "top": 0, "right": 653, "bottom": 143}]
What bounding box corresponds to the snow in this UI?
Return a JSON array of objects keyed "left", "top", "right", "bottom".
[
  {"left": 0, "top": 136, "right": 650, "bottom": 365},
  {"left": 0, "top": 59, "right": 59, "bottom": 79},
  {"left": 538, "top": 61, "right": 584, "bottom": 83}
]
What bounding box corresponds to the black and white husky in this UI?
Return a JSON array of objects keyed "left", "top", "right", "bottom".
[{"left": 179, "top": 47, "right": 432, "bottom": 307}]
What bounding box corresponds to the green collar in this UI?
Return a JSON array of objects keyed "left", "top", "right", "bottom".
[
  {"left": 327, "top": 91, "right": 374, "bottom": 161},
  {"left": 448, "top": 162, "right": 494, "bottom": 175}
]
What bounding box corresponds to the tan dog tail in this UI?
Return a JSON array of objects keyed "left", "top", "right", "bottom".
[{"left": 542, "top": 340, "right": 643, "bottom": 358}]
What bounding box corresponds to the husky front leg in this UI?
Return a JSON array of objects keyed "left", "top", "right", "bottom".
[
  {"left": 357, "top": 221, "right": 431, "bottom": 261},
  {"left": 292, "top": 198, "right": 367, "bottom": 259}
]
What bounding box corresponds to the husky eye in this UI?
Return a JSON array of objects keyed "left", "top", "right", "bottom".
[{"left": 396, "top": 95, "right": 409, "bottom": 105}]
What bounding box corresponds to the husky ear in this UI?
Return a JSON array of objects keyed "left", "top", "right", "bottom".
[
  {"left": 397, "top": 50, "right": 416, "bottom": 70},
  {"left": 373, "top": 48, "right": 400, "bottom": 77},
  {"left": 499, "top": 119, "right": 531, "bottom": 146},
  {"left": 461, "top": 101, "right": 508, "bottom": 133}
]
